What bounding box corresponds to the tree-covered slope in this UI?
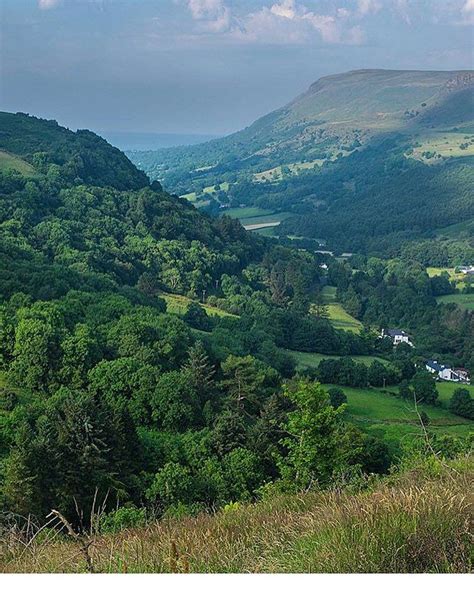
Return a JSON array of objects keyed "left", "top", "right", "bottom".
[
  {"left": 0, "top": 111, "right": 149, "bottom": 190},
  {"left": 0, "top": 112, "right": 261, "bottom": 300}
]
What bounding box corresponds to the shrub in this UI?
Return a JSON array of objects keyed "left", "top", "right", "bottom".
[
  {"left": 100, "top": 506, "right": 147, "bottom": 534},
  {"left": 327, "top": 387, "right": 347, "bottom": 409},
  {"left": 449, "top": 388, "right": 474, "bottom": 420}
]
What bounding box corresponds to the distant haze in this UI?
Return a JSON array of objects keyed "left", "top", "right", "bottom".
[
  {"left": 1, "top": 1, "right": 473, "bottom": 137},
  {"left": 99, "top": 131, "right": 220, "bottom": 151}
]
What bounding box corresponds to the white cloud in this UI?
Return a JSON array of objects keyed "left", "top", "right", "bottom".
[
  {"left": 393, "top": 0, "right": 411, "bottom": 25},
  {"left": 270, "top": 0, "right": 297, "bottom": 20},
  {"left": 38, "top": 0, "right": 61, "bottom": 9},
  {"left": 357, "top": 0, "right": 381, "bottom": 16},
  {"left": 462, "top": 0, "right": 474, "bottom": 12},
  {"left": 459, "top": 0, "right": 474, "bottom": 24},
  {"left": 184, "top": 0, "right": 232, "bottom": 33},
  {"left": 237, "top": 1, "right": 366, "bottom": 45}
]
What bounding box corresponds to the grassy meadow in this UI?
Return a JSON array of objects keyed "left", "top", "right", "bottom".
[
  {"left": 286, "top": 350, "right": 390, "bottom": 369},
  {"left": 160, "top": 292, "right": 237, "bottom": 318},
  {"left": 333, "top": 384, "right": 473, "bottom": 439},
  {"left": 436, "top": 293, "right": 474, "bottom": 311},
  {"left": 318, "top": 286, "right": 363, "bottom": 333},
  {"left": 409, "top": 132, "right": 474, "bottom": 162},
  {"left": 2, "top": 459, "right": 471, "bottom": 573},
  {"left": 180, "top": 182, "right": 230, "bottom": 202}
]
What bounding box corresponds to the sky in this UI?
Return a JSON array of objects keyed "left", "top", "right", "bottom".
[{"left": 0, "top": 0, "right": 473, "bottom": 136}]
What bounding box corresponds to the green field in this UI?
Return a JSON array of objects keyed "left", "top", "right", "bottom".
[
  {"left": 181, "top": 182, "right": 230, "bottom": 202},
  {"left": 409, "top": 132, "right": 474, "bottom": 163},
  {"left": 322, "top": 384, "right": 473, "bottom": 442},
  {"left": 318, "top": 286, "right": 363, "bottom": 333},
  {"left": 436, "top": 381, "right": 474, "bottom": 405},
  {"left": 286, "top": 350, "right": 390, "bottom": 370},
  {"left": 0, "top": 150, "right": 35, "bottom": 176},
  {"left": 426, "top": 266, "right": 468, "bottom": 291},
  {"left": 160, "top": 292, "right": 237, "bottom": 318},
  {"left": 435, "top": 219, "right": 474, "bottom": 239},
  {"left": 436, "top": 293, "right": 474, "bottom": 310},
  {"left": 253, "top": 160, "right": 325, "bottom": 182},
  {"left": 223, "top": 207, "right": 293, "bottom": 232},
  {"left": 224, "top": 207, "right": 275, "bottom": 220},
  {"left": 242, "top": 212, "right": 293, "bottom": 227},
  {"left": 254, "top": 226, "right": 278, "bottom": 237}
]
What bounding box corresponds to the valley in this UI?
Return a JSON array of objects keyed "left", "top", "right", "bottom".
[
  {"left": 130, "top": 69, "right": 474, "bottom": 261},
  {"left": 0, "top": 76, "right": 472, "bottom": 575},
  {"left": 2, "top": 0, "right": 474, "bottom": 576}
]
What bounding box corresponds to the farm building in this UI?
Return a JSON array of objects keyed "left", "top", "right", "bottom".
[
  {"left": 425, "top": 360, "right": 470, "bottom": 383},
  {"left": 380, "top": 329, "right": 413, "bottom": 347}
]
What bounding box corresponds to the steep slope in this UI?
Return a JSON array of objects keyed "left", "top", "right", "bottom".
[{"left": 0, "top": 111, "right": 258, "bottom": 301}]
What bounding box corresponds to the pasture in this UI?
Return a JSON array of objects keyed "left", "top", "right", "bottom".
[
  {"left": 322, "top": 384, "right": 473, "bottom": 442},
  {"left": 286, "top": 350, "right": 391, "bottom": 369},
  {"left": 409, "top": 132, "right": 474, "bottom": 162},
  {"left": 180, "top": 181, "right": 230, "bottom": 202},
  {"left": 436, "top": 293, "right": 474, "bottom": 311},
  {"left": 319, "top": 286, "right": 363, "bottom": 333},
  {"left": 0, "top": 150, "right": 35, "bottom": 176},
  {"left": 426, "top": 266, "right": 469, "bottom": 291},
  {"left": 160, "top": 292, "right": 237, "bottom": 318}
]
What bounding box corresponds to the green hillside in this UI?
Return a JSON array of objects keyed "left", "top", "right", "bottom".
[
  {"left": 0, "top": 111, "right": 149, "bottom": 190},
  {"left": 1, "top": 112, "right": 472, "bottom": 571},
  {"left": 128, "top": 70, "right": 474, "bottom": 260},
  {"left": 130, "top": 69, "right": 473, "bottom": 191},
  {"left": 0, "top": 150, "right": 36, "bottom": 176}
]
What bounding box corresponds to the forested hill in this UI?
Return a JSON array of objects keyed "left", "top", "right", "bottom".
[
  {"left": 129, "top": 69, "right": 474, "bottom": 192},
  {"left": 0, "top": 111, "right": 263, "bottom": 301},
  {"left": 0, "top": 111, "right": 149, "bottom": 191}
]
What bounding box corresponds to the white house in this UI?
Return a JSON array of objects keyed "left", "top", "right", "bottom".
[
  {"left": 425, "top": 360, "right": 470, "bottom": 383},
  {"left": 458, "top": 266, "right": 474, "bottom": 275},
  {"left": 380, "top": 329, "right": 413, "bottom": 347}
]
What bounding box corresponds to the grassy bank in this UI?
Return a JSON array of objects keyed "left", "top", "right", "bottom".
[{"left": 1, "top": 459, "right": 471, "bottom": 573}]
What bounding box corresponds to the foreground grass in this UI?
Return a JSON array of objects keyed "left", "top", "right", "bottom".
[{"left": 1, "top": 460, "right": 472, "bottom": 573}]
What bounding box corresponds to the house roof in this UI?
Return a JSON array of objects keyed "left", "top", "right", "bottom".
[
  {"left": 385, "top": 329, "right": 409, "bottom": 337},
  {"left": 426, "top": 360, "right": 448, "bottom": 372}
]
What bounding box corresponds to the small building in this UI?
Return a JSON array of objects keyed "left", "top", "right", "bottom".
[
  {"left": 425, "top": 360, "right": 470, "bottom": 383},
  {"left": 458, "top": 266, "right": 474, "bottom": 275},
  {"left": 454, "top": 368, "right": 471, "bottom": 384},
  {"left": 380, "top": 329, "right": 413, "bottom": 347}
]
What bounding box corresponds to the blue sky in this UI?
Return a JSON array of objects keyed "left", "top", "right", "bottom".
[{"left": 1, "top": 1, "right": 473, "bottom": 135}]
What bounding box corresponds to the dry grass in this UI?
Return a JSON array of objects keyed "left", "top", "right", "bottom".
[{"left": 1, "top": 459, "right": 472, "bottom": 573}]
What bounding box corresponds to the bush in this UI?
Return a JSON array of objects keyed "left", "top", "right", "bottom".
[
  {"left": 327, "top": 387, "right": 347, "bottom": 409},
  {"left": 100, "top": 506, "right": 147, "bottom": 534},
  {"left": 449, "top": 388, "right": 474, "bottom": 420}
]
